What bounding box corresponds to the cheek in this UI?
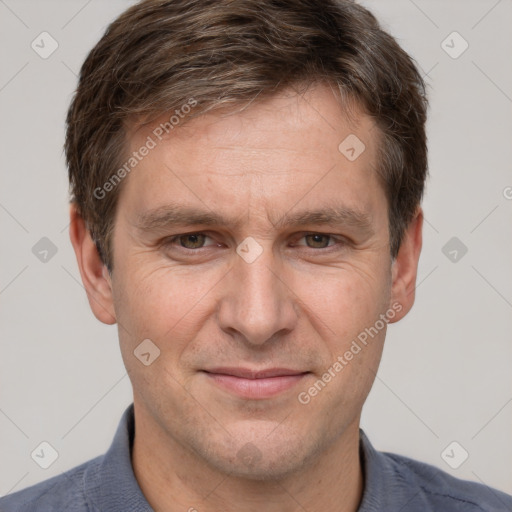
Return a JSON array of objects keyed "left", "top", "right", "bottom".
[
  {"left": 294, "top": 272, "right": 388, "bottom": 421},
  {"left": 112, "top": 262, "right": 224, "bottom": 348},
  {"left": 112, "top": 265, "right": 222, "bottom": 409},
  {"left": 291, "top": 263, "right": 391, "bottom": 342}
]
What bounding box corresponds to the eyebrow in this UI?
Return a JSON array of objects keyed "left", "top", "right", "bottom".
[{"left": 134, "top": 204, "right": 374, "bottom": 236}]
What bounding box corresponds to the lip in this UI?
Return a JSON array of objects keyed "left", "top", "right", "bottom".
[{"left": 202, "top": 367, "right": 310, "bottom": 399}]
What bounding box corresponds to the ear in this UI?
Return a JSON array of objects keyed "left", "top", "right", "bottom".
[
  {"left": 68, "top": 203, "right": 116, "bottom": 325},
  {"left": 388, "top": 207, "right": 423, "bottom": 323}
]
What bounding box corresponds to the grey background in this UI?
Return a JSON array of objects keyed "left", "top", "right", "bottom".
[{"left": 1, "top": 0, "right": 511, "bottom": 498}]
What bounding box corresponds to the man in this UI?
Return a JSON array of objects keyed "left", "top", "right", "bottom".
[{"left": 1, "top": 0, "right": 510, "bottom": 510}]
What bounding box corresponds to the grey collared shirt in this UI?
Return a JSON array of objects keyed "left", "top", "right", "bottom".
[{"left": 1, "top": 404, "right": 511, "bottom": 511}]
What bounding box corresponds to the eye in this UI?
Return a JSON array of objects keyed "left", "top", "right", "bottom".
[
  {"left": 163, "top": 232, "right": 218, "bottom": 250},
  {"left": 161, "top": 231, "right": 346, "bottom": 255},
  {"left": 178, "top": 233, "right": 208, "bottom": 249},
  {"left": 294, "top": 233, "right": 340, "bottom": 249},
  {"left": 303, "top": 233, "right": 333, "bottom": 249}
]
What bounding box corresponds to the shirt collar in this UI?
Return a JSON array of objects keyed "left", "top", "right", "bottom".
[
  {"left": 83, "top": 404, "right": 153, "bottom": 511},
  {"left": 357, "top": 428, "right": 398, "bottom": 511},
  {"left": 83, "top": 404, "right": 405, "bottom": 511}
]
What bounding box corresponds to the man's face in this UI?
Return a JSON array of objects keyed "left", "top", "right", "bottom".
[{"left": 105, "top": 84, "right": 408, "bottom": 478}]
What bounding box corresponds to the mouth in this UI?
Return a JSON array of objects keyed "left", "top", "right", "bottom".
[{"left": 201, "top": 367, "right": 311, "bottom": 399}]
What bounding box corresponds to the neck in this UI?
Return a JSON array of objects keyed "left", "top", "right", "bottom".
[{"left": 132, "top": 407, "right": 364, "bottom": 512}]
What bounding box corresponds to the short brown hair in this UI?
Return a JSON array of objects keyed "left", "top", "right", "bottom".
[{"left": 65, "top": 0, "right": 428, "bottom": 272}]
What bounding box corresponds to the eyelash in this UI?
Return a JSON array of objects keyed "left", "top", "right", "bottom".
[{"left": 161, "top": 232, "right": 348, "bottom": 253}]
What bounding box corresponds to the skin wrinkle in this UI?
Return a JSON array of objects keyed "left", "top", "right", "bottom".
[
  {"left": 133, "top": 205, "right": 375, "bottom": 240},
  {"left": 55, "top": 1, "right": 436, "bottom": 509},
  {"left": 68, "top": 83, "right": 423, "bottom": 511},
  {"left": 66, "top": 0, "right": 428, "bottom": 273}
]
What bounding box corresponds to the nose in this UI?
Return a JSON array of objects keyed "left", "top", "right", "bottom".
[{"left": 217, "top": 243, "right": 299, "bottom": 347}]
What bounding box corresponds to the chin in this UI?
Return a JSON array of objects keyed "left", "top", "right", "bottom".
[{"left": 200, "top": 428, "right": 323, "bottom": 481}]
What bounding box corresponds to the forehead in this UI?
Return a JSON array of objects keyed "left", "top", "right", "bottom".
[{"left": 118, "top": 84, "right": 384, "bottom": 227}]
